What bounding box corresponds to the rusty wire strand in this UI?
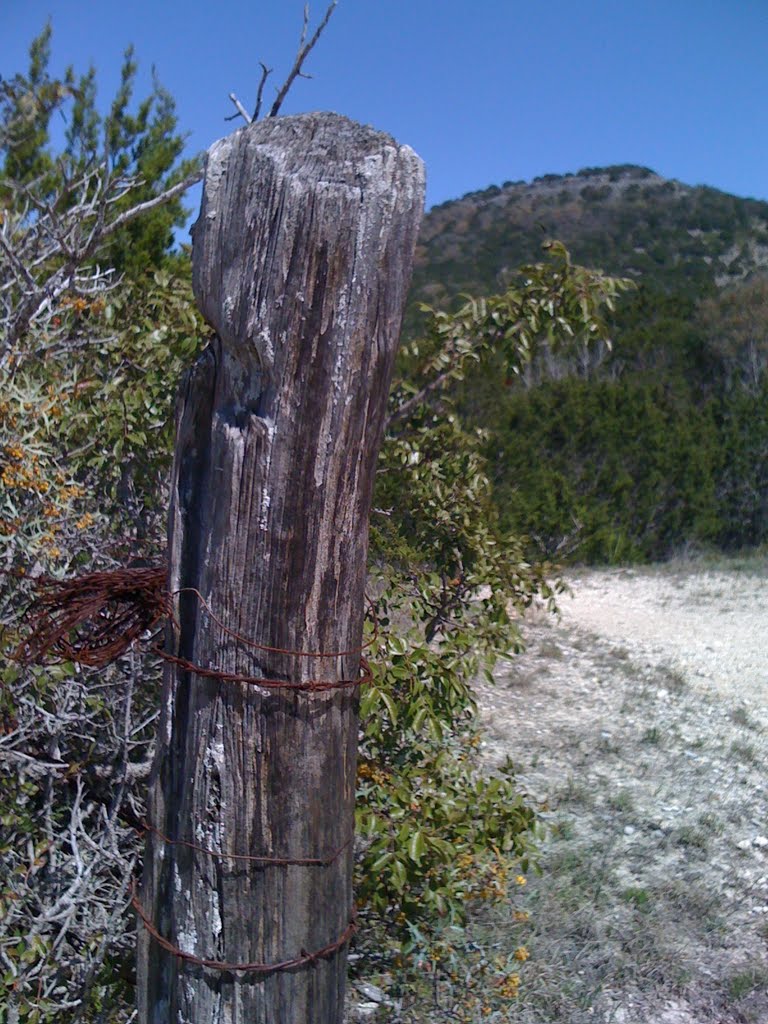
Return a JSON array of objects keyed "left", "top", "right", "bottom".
[
  {"left": 174, "top": 585, "right": 378, "bottom": 658},
  {"left": 140, "top": 820, "right": 353, "bottom": 867},
  {"left": 11, "top": 565, "right": 377, "bottom": 693},
  {"left": 131, "top": 882, "right": 357, "bottom": 974},
  {"left": 155, "top": 649, "right": 370, "bottom": 692}
]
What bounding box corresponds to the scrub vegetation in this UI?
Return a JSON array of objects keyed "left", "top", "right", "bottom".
[
  {"left": 0, "top": 26, "right": 624, "bottom": 1022},
  {"left": 4, "top": 14, "right": 768, "bottom": 1024},
  {"left": 411, "top": 166, "right": 768, "bottom": 563}
]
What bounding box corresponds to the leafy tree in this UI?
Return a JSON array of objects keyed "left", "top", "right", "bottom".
[
  {"left": 0, "top": 29, "right": 203, "bottom": 1023},
  {"left": 714, "top": 377, "right": 768, "bottom": 547},
  {"left": 490, "top": 378, "right": 722, "bottom": 563},
  {"left": 0, "top": 23, "right": 202, "bottom": 358}
]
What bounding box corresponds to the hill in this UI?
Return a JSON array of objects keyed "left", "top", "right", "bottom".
[
  {"left": 405, "top": 167, "right": 768, "bottom": 563},
  {"left": 410, "top": 164, "right": 768, "bottom": 311}
]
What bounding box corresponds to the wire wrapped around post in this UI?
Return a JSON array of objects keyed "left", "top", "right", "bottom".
[
  {"left": 131, "top": 881, "right": 357, "bottom": 975},
  {"left": 11, "top": 566, "right": 377, "bottom": 694},
  {"left": 138, "top": 819, "right": 354, "bottom": 868}
]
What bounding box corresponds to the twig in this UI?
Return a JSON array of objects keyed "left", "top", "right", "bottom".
[
  {"left": 99, "top": 168, "right": 204, "bottom": 242},
  {"left": 227, "top": 92, "right": 252, "bottom": 125},
  {"left": 0, "top": 229, "right": 39, "bottom": 292},
  {"left": 252, "top": 62, "right": 273, "bottom": 121},
  {"left": 385, "top": 367, "right": 457, "bottom": 432},
  {"left": 269, "top": 1, "right": 337, "bottom": 117},
  {"left": 1, "top": 166, "right": 203, "bottom": 357}
]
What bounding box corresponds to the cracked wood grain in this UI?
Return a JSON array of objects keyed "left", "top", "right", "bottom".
[{"left": 137, "top": 112, "right": 424, "bottom": 1024}]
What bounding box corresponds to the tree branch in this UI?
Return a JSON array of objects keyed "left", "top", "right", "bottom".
[
  {"left": 1, "top": 166, "right": 203, "bottom": 357},
  {"left": 385, "top": 366, "right": 457, "bottom": 432},
  {"left": 269, "top": 1, "right": 337, "bottom": 117},
  {"left": 252, "top": 62, "right": 273, "bottom": 121},
  {"left": 227, "top": 92, "right": 252, "bottom": 125},
  {"left": 99, "top": 167, "right": 204, "bottom": 242}
]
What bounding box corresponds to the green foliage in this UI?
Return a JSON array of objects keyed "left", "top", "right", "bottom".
[
  {"left": 357, "top": 411, "right": 547, "bottom": 977},
  {"left": 62, "top": 267, "right": 205, "bottom": 537},
  {"left": 696, "top": 275, "right": 768, "bottom": 394},
  {"left": 714, "top": 378, "right": 768, "bottom": 547},
  {"left": 352, "top": 245, "right": 625, "bottom": 998},
  {"left": 0, "top": 24, "right": 58, "bottom": 187},
  {"left": 99, "top": 58, "right": 197, "bottom": 276},
  {"left": 0, "top": 24, "right": 197, "bottom": 286},
  {"left": 409, "top": 166, "right": 768, "bottom": 564},
  {"left": 490, "top": 378, "right": 723, "bottom": 563},
  {"left": 0, "top": 29, "right": 201, "bottom": 1023},
  {"left": 394, "top": 241, "right": 633, "bottom": 427}
]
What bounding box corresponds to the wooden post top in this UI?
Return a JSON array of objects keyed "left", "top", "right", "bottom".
[{"left": 191, "top": 112, "right": 425, "bottom": 375}]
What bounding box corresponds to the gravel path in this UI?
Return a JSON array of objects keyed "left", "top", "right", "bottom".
[
  {"left": 562, "top": 566, "right": 768, "bottom": 705},
  {"left": 473, "top": 561, "right": 768, "bottom": 1024}
]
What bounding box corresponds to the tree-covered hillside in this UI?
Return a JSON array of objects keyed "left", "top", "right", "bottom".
[
  {"left": 411, "top": 165, "right": 768, "bottom": 309},
  {"left": 407, "top": 166, "right": 768, "bottom": 563}
]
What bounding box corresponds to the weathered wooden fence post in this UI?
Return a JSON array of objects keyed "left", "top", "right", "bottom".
[{"left": 136, "top": 113, "right": 424, "bottom": 1023}]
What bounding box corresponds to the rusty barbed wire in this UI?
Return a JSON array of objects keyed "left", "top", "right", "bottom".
[
  {"left": 140, "top": 819, "right": 353, "bottom": 867},
  {"left": 12, "top": 566, "right": 170, "bottom": 667},
  {"left": 11, "top": 565, "right": 377, "bottom": 692},
  {"left": 131, "top": 881, "right": 357, "bottom": 974},
  {"left": 9, "top": 564, "right": 368, "bottom": 976},
  {"left": 155, "top": 648, "right": 371, "bottom": 692}
]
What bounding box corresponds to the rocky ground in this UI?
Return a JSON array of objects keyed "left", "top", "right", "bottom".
[{"left": 470, "top": 559, "right": 768, "bottom": 1023}]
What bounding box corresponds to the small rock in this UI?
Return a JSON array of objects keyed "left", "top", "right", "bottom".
[
  {"left": 624, "top": 825, "right": 636, "bottom": 836},
  {"left": 352, "top": 1003, "right": 383, "bottom": 1020},
  {"left": 737, "top": 839, "right": 752, "bottom": 851},
  {"left": 355, "top": 982, "right": 388, "bottom": 1005},
  {"left": 754, "top": 836, "right": 768, "bottom": 848}
]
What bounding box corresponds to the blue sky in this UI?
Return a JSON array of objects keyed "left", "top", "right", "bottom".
[{"left": 3, "top": 0, "right": 768, "bottom": 215}]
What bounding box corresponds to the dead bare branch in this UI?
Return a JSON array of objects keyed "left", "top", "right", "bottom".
[
  {"left": 227, "top": 92, "right": 252, "bottom": 125},
  {"left": 269, "top": 1, "right": 338, "bottom": 117},
  {"left": 252, "top": 62, "right": 273, "bottom": 121},
  {"left": 0, "top": 165, "right": 203, "bottom": 359},
  {"left": 99, "top": 168, "right": 204, "bottom": 242}
]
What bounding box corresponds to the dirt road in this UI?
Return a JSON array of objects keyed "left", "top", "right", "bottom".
[
  {"left": 473, "top": 560, "right": 768, "bottom": 1024},
  {"left": 563, "top": 565, "right": 768, "bottom": 706}
]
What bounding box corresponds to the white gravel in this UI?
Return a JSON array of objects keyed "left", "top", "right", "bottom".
[
  {"left": 472, "top": 559, "right": 768, "bottom": 1024},
  {"left": 562, "top": 566, "right": 768, "bottom": 705}
]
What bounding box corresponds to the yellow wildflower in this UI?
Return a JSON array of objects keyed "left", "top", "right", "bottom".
[{"left": 497, "top": 973, "right": 521, "bottom": 998}]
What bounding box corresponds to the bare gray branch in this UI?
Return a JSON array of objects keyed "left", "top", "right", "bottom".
[
  {"left": 227, "top": 92, "right": 252, "bottom": 124},
  {"left": 269, "top": 1, "right": 338, "bottom": 117},
  {"left": 252, "top": 62, "right": 273, "bottom": 121}
]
